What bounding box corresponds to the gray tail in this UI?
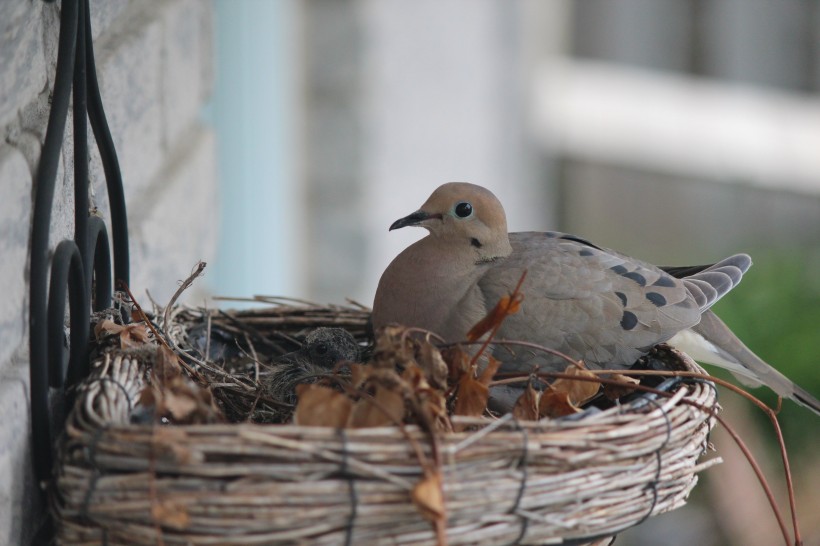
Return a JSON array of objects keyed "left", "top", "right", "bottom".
[
  {"left": 693, "top": 311, "right": 820, "bottom": 417},
  {"left": 678, "top": 254, "right": 752, "bottom": 312}
]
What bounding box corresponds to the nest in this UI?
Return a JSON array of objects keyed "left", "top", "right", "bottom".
[{"left": 53, "top": 301, "right": 720, "bottom": 545}]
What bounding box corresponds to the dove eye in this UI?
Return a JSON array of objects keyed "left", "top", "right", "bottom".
[
  {"left": 454, "top": 202, "right": 473, "bottom": 218},
  {"left": 313, "top": 343, "right": 329, "bottom": 356}
]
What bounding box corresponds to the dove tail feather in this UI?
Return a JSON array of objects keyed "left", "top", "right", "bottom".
[
  {"left": 678, "top": 254, "right": 752, "bottom": 311},
  {"left": 691, "top": 310, "right": 820, "bottom": 417},
  {"left": 794, "top": 388, "right": 820, "bottom": 417}
]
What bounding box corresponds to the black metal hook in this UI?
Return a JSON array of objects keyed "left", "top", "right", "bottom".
[{"left": 29, "top": 0, "right": 129, "bottom": 483}]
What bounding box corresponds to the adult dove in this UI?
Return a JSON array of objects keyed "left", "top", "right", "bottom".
[{"left": 372, "top": 182, "right": 820, "bottom": 415}]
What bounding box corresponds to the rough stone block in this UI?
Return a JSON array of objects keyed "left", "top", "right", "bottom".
[
  {"left": 0, "top": 1, "right": 47, "bottom": 129},
  {"left": 91, "top": 3, "right": 164, "bottom": 207},
  {"left": 89, "top": 0, "right": 133, "bottom": 41},
  {"left": 0, "top": 369, "right": 39, "bottom": 546},
  {"left": 0, "top": 146, "right": 34, "bottom": 371},
  {"left": 128, "top": 125, "right": 218, "bottom": 305}
]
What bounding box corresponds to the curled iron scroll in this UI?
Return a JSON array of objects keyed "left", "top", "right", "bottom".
[{"left": 29, "top": 0, "right": 130, "bottom": 482}]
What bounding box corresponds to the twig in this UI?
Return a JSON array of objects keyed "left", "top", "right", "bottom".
[
  {"left": 242, "top": 333, "right": 261, "bottom": 384},
  {"left": 163, "top": 261, "right": 206, "bottom": 331},
  {"left": 204, "top": 311, "right": 212, "bottom": 362},
  {"left": 117, "top": 280, "right": 205, "bottom": 383}
]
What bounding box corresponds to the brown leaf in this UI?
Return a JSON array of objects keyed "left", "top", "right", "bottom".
[
  {"left": 552, "top": 364, "right": 601, "bottom": 406},
  {"left": 371, "top": 325, "right": 417, "bottom": 370},
  {"left": 538, "top": 364, "right": 601, "bottom": 419},
  {"left": 94, "top": 319, "right": 151, "bottom": 348},
  {"left": 402, "top": 364, "right": 429, "bottom": 392},
  {"left": 119, "top": 323, "right": 151, "bottom": 348},
  {"left": 163, "top": 387, "right": 200, "bottom": 421},
  {"left": 466, "top": 293, "right": 522, "bottom": 342},
  {"left": 477, "top": 356, "right": 502, "bottom": 386},
  {"left": 153, "top": 345, "right": 182, "bottom": 382},
  {"left": 411, "top": 471, "right": 444, "bottom": 522},
  {"left": 440, "top": 346, "right": 472, "bottom": 382},
  {"left": 453, "top": 356, "right": 501, "bottom": 418},
  {"left": 402, "top": 366, "right": 452, "bottom": 433},
  {"left": 538, "top": 388, "right": 579, "bottom": 418},
  {"left": 94, "top": 319, "right": 123, "bottom": 339},
  {"left": 150, "top": 377, "right": 223, "bottom": 424},
  {"left": 293, "top": 384, "right": 353, "bottom": 427},
  {"left": 348, "top": 385, "right": 405, "bottom": 428},
  {"left": 141, "top": 345, "right": 220, "bottom": 424},
  {"left": 348, "top": 363, "right": 370, "bottom": 389},
  {"left": 603, "top": 373, "right": 640, "bottom": 400},
  {"left": 512, "top": 381, "right": 540, "bottom": 421},
  {"left": 453, "top": 373, "right": 489, "bottom": 418},
  {"left": 416, "top": 341, "right": 448, "bottom": 388}
]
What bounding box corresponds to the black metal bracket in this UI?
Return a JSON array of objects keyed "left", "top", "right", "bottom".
[{"left": 29, "top": 0, "right": 129, "bottom": 483}]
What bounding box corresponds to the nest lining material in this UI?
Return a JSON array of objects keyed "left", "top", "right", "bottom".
[{"left": 54, "top": 301, "right": 720, "bottom": 545}]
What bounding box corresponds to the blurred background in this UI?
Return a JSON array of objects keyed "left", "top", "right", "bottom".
[{"left": 206, "top": 1, "right": 820, "bottom": 545}]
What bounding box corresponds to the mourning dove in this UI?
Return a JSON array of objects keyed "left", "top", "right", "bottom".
[
  {"left": 372, "top": 182, "right": 820, "bottom": 416},
  {"left": 265, "top": 328, "right": 360, "bottom": 405}
]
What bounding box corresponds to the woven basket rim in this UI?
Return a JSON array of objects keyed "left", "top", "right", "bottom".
[{"left": 54, "top": 304, "right": 721, "bottom": 546}]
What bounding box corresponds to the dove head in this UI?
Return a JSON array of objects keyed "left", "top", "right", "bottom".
[{"left": 390, "top": 182, "right": 513, "bottom": 260}]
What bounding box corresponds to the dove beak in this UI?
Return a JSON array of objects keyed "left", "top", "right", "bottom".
[{"left": 389, "top": 210, "right": 441, "bottom": 231}]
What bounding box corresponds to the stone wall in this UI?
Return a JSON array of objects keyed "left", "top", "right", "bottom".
[{"left": 0, "top": 1, "right": 216, "bottom": 542}]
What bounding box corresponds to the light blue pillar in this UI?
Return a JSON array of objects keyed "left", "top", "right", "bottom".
[{"left": 208, "top": 0, "right": 300, "bottom": 305}]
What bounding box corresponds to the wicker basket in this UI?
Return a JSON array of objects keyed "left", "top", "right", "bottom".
[{"left": 53, "top": 303, "right": 720, "bottom": 545}]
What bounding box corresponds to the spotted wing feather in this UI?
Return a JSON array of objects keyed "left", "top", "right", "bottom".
[{"left": 477, "top": 232, "right": 702, "bottom": 373}]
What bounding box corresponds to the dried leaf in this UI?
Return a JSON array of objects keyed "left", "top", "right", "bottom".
[
  {"left": 348, "top": 385, "right": 405, "bottom": 428},
  {"left": 539, "top": 364, "right": 601, "bottom": 419},
  {"left": 402, "top": 366, "right": 452, "bottom": 433},
  {"left": 416, "top": 342, "right": 448, "bottom": 388},
  {"left": 371, "top": 325, "right": 417, "bottom": 370},
  {"left": 348, "top": 362, "right": 370, "bottom": 389},
  {"left": 552, "top": 364, "right": 601, "bottom": 406},
  {"left": 140, "top": 345, "right": 221, "bottom": 424},
  {"left": 151, "top": 378, "right": 222, "bottom": 424},
  {"left": 440, "top": 346, "right": 472, "bottom": 382},
  {"left": 153, "top": 345, "right": 182, "bottom": 382},
  {"left": 466, "top": 293, "right": 522, "bottom": 342},
  {"left": 512, "top": 381, "right": 540, "bottom": 421},
  {"left": 453, "top": 356, "right": 501, "bottom": 418},
  {"left": 402, "top": 363, "right": 430, "bottom": 392},
  {"left": 118, "top": 323, "right": 151, "bottom": 348},
  {"left": 94, "top": 319, "right": 151, "bottom": 348},
  {"left": 453, "top": 373, "right": 489, "bottom": 418},
  {"left": 94, "top": 319, "right": 122, "bottom": 338},
  {"left": 139, "top": 384, "right": 156, "bottom": 408},
  {"left": 603, "top": 373, "right": 640, "bottom": 400},
  {"left": 424, "top": 391, "right": 452, "bottom": 433},
  {"left": 163, "top": 388, "right": 200, "bottom": 421},
  {"left": 293, "top": 384, "right": 353, "bottom": 427},
  {"left": 477, "top": 356, "right": 502, "bottom": 386},
  {"left": 538, "top": 388, "right": 578, "bottom": 418},
  {"left": 411, "top": 471, "right": 444, "bottom": 522}
]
